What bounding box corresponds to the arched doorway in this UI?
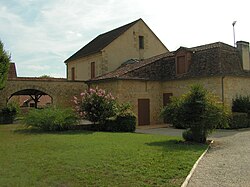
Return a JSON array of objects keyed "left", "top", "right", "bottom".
[{"left": 8, "top": 89, "right": 53, "bottom": 109}]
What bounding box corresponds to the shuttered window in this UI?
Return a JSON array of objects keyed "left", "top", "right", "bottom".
[
  {"left": 139, "top": 36, "right": 144, "bottom": 49},
  {"left": 71, "top": 67, "right": 75, "bottom": 80},
  {"left": 176, "top": 56, "right": 186, "bottom": 74},
  {"left": 91, "top": 62, "right": 95, "bottom": 79}
]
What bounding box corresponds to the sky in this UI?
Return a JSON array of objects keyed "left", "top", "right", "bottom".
[{"left": 0, "top": 0, "right": 249, "bottom": 78}]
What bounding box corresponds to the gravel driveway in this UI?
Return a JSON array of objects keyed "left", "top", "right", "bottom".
[
  {"left": 136, "top": 127, "right": 250, "bottom": 186},
  {"left": 188, "top": 129, "right": 250, "bottom": 187}
]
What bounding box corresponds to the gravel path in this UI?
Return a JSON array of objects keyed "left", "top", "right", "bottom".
[
  {"left": 187, "top": 130, "right": 250, "bottom": 187},
  {"left": 136, "top": 127, "right": 250, "bottom": 186}
]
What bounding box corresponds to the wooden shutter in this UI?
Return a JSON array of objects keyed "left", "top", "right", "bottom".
[
  {"left": 71, "top": 67, "right": 75, "bottom": 80},
  {"left": 91, "top": 62, "right": 95, "bottom": 78},
  {"left": 177, "top": 56, "right": 186, "bottom": 74},
  {"left": 139, "top": 36, "right": 144, "bottom": 49}
]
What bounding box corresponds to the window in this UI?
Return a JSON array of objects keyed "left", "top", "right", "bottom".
[
  {"left": 71, "top": 67, "right": 75, "bottom": 80},
  {"left": 91, "top": 62, "right": 95, "bottom": 78},
  {"left": 176, "top": 56, "right": 186, "bottom": 74},
  {"left": 139, "top": 35, "right": 144, "bottom": 49}
]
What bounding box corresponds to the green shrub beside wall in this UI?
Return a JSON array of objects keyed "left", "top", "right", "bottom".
[
  {"left": 105, "top": 115, "right": 136, "bottom": 132},
  {"left": 24, "top": 107, "right": 78, "bottom": 131},
  {"left": 228, "top": 113, "right": 250, "bottom": 129},
  {"left": 0, "top": 102, "right": 19, "bottom": 124},
  {"left": 76, "top": 114, "right": 136, "bottom": 132},
  {"left": 232, "top": 95, "right": 250, "bottom": 113}
]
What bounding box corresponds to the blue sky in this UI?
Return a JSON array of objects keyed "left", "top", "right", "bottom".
[{"left": 0, "top": 0, "right": 249, "bottom": 78}]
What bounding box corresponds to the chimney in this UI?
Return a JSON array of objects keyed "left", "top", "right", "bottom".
[
  {"left": 8, "top": 63, "right": 17, "bottom": 79},
  {"left": 237, "top": 41, "right": 250, "bottom": 71}
]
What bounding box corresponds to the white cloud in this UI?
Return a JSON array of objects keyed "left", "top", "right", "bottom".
[
  {"left": 0, "top": 0, "right": 250, "bottom": 78},
  {"left": 26, "top": 64, "right": 50, "bottom": 71}
]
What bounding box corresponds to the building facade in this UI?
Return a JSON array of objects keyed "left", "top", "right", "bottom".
[
  {"left": 87, "top": 41, "right": 250, "bottom": 126},
  {"left": 65, "top": 19, "right": 168, "bottom": 81}
]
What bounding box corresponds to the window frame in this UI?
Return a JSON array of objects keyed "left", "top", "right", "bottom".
[
  {"left": 91, "top": 62, "right": 95, "bottom": 79},
  {"left": 139, "top": 35, "right": 144, "bottom": 49},
  {"left": 71, "top": 67, "right": 75, "bottom": 80},
  {"left": 176, "top": 55, "right": 186, "bottom": 74}
]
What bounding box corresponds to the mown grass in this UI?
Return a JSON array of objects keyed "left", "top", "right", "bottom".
[{"left": 0, "top": 124, "right": 207, "bottom": 187}]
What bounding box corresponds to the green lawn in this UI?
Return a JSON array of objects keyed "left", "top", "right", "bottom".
[{"left": 0, "top": 124, "right": 207, "bottom": 187}]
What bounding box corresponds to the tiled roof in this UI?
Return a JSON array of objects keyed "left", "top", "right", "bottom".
[
  {"left": 87, "top": 41, "right": 249, "bottom": 83},
  {"left": 87, "top": 52, "right": 174, "bottom": 82},
  {"left": 65, "top": 19, "right": 141, "bottom": 63}
]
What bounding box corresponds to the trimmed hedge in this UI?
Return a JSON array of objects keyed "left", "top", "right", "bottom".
[
  {"left": 76, "top": 114, "right": 136, "bottom": 132},
  {"left": 105, "top": 115, "right": 136, "bottom": 132}
]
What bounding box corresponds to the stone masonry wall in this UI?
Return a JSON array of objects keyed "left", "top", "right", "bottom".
[
  {"left": 88, "top": 76, "right": 250, "bottom": 126},
  {"left": 90, "top": 77, "right": 224, "bottom": 125},
  {"left": 0, "top": 79, "right": 87, "bottom": 109},
  {"left": 223, "top": 76, "right": 250, "bottom": 108}
]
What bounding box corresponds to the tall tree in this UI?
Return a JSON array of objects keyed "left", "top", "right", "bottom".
[{"left": 0, "top": 40, "right": 11, "bottom": 90}]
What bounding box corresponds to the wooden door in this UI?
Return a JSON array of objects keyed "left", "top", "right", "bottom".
[
  {"left": 163, "top": 93, "right": 173, "bottom": 123},
  {"left": 138, "top": 99, "right": 150, "bottom": 126}
]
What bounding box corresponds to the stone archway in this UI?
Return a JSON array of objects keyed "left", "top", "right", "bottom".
[
  {"left": 8, "top": 89, "right": 53, "bottom": 108},
  {"left": 0, "top": 78, "right": 87, "bottom": 110}
]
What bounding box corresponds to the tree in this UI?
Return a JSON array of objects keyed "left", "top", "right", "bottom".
[
  {"left": 0, "top": 40, "right": 11, "bottom": 90},
  {"left": 161, "top": 84, "right": 230, "bottom": 143}
]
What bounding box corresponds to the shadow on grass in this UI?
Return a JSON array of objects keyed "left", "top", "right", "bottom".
[
  {"left": 146, "top": 139, "right": 208, "bottom": 152},
  {"left": 14, "top": 127, "right": 94, "bottom": 135}
]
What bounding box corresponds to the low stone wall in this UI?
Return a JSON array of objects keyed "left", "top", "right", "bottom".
[{"left": 0, "top": 78, "right": 87, "bottom": 109}]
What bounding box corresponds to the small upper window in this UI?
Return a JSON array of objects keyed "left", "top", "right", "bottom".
[
  {"left": 139, "top": 36, "right": 144, "bottom": 49},
  {"left": 176, "top": 56, "right": 186, "bottom": 74},
  {"left": 71, "top": 67, "right": 75, "bottom": 80},
  {"left": 91, "top": 62, "right": 95, "bottom": 79}
]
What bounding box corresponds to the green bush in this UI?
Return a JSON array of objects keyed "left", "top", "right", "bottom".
[
  {"left": 228, "top": 113, "right": 250, "bottom": 129},
  {"left": 232, "top": 95, "right": 250, "bottom": 113},
  {"left": 78, "top": 103, "right": 136, "bottom": 132},
  {"left": 161, "top": 84, "right": 230, "bottom": 143},
  {"left": 24, "top": 107, "right": 78, "bottom": 131},
  {"left": 104, "top": 114, "right": 136, "bottom": 132},
  {"left": 0, "top": 102, "right": 19, "bottom": 124},
  {"left": 161, "top": 97, "right": 185, "bottom": 129},
  {"left": 182, "top": 128, "right": 194, "bottom": 141}
]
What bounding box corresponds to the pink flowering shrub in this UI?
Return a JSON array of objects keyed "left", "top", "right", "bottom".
[{"left": 74, "top": 87, "right": 117, "bottom": 124}]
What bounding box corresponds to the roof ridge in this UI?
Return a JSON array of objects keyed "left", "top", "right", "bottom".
[
  {"left": 98, "top": 18, "right": 141, "bottom": 37},
  {"left": 188, "top": 41, "right": 235, "bottom": 52},
  {"left": 65, "top": 19, "right": 141, "bottom": 63}
]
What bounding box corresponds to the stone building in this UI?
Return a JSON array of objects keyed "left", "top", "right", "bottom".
[
  {"left": 86, "top": 41, "right": 250, "bottom": 126},
  {"left": 65, "top": 18, "right": 168, "bottom": 81}
]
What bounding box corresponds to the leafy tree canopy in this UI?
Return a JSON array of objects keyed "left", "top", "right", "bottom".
[{"left": 0, "top": 40, "right": 11, "bottom": 90}]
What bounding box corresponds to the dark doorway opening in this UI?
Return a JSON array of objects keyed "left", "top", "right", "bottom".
[{"left": 138, "top": 99, "right": 150, "bottom": 126}]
